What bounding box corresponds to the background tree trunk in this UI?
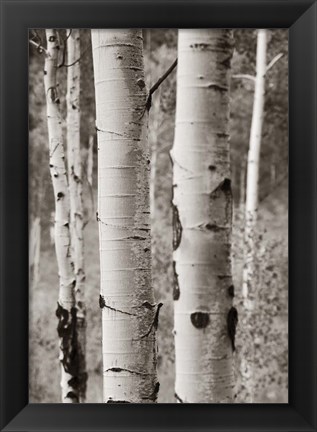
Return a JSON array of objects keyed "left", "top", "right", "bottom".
[
  {"left": 241, "top": 28, "right": 267, "bottom": 402},
  {"left": 239, "top": 157, "right": 246, "bottom": 211},
  {"left": 29, "top": 216, "right": 41, "bottom": 288},
  {"left": 44, "top": 28, "right": 79, "bottom": 403},
  {"left": 171, "top": 29, "right": 235, "bottom": 403},
  {"left": 91, "top": 29, "right": 160, "bottom": 403},
  {"left": 87, "top": 134, "right": 94, "bottom": 189},
  {"left": 66, "top": 28, "right": 87, "bottom": 402}
]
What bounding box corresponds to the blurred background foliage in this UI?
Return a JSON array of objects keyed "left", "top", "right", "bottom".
[{"left": 29, "top": 29, "right": 288, "bottom": 403}]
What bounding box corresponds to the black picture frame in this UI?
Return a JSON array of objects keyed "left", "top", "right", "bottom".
[{"left": 0, "top": 0, "right": 316, "bottom": 430}]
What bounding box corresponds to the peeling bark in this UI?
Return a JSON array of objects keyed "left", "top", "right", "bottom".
[
  {"left": 91, "top": 29, "right": 159, "bottom": 403},
  {"left": 66, "top": 28, "right": 87, "bottom": 403},
  {"left": 44, "top": 29, "right": 78, "bottom": 403},
  {"left": 172, "top": 29, "right": 235, "bottom": 403}
]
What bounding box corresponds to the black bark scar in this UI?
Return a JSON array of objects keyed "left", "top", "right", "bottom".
[
  {"left": 190, "top": 312, "right": 210, "bottom": 329},
  {"left": 228, "top": 285, "right": 234, "bottom": 298},
  {"left": 227, "top": 306, "right": 238, "bottom": 351},
  {"left": 172, "top": 203, "right": 182, "bottom": 251},
  {"left": 56, "top": 302, "right": 87, "bottom": 399},
  {"left": 175, "top": 393, "right": 184, "bottom": 403},
  {"left": 173, "top": 261, "right": 180, "bottom": 300},
  {"left": 107, "top": 399, "right": 131, "bottom": 404}
]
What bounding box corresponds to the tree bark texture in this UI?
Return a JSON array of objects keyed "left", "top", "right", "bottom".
[
  {"left": 241, "top": 29, "right": 267, "bottom": 402},
  {"left": 66, "top": 28, "right": 87, "bottom": 402},
  {"left": 91, "top": 29, "right": 159, "bottom": 403},
  {"left": 171, "top": 29, "right": 235, "bottom": 403},
  {"left": 44, "top": 28, "right": 79, "bottom": 403}
]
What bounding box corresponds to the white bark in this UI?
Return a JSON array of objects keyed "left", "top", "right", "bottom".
[
  {"left": 172, "top": 29, "right": 235, "bottom": 403},
  {"left": 241, "top": 29, "right": 267, "bottom": 402},
  {"left": 44, "top": 28, "right": 78, "bottom": 403},
  {"left": 66, "top": 28, "right": 87, "bottom": 402},
  {"left": 91, "top": 29, "right": 159, "bottom": 403}
]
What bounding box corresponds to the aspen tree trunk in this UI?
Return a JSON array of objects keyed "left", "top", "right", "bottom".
[
  {"left": 270, "top": 153, "right": 276, "bottom": 189},
  {"left": 239, "top": 158, "right": 246, "bottom": 210},
  {"left": 91, "top": 29, "right": 160, "bottom": 404},
  {"left": 241, "top": 29, "right": 267, "bottom": 402},
  {"left": 44, "top": 28, "right": 79, "bottom": 403},
  {"left": 66, "top": 28, "right": 87, "bottom": 402},
  {"left": 29, "top": 216, "right": 41, "bottom": 288},
  {"left": 149, "top": 92, "right": 161, "bottom": 221},
  {"left": 171, "top": 29, "right": 235, "bottom": 403},
  {"left": 87, "top": 135, "right": 94, "bottom": 189}
]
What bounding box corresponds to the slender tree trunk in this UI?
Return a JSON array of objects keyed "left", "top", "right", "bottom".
[
  {"left": 44, "top": 28, "right": 79, "bottom": 403},
  {"left": 87, "top": 135, "right": 94, "bottom": 189},
  {"left": 171, "top": 29, "right": 235, "bottom": 403},
  {"left": 91, "top": 29, "right": 160, "bottom": 404},
  {"left": 270, "top": 153, "right": 276, "bottom": 189},
  {"left": 239, "top": 157, "right": 246, "bottom": 211},
  {"left": 66, "top": 28, "right": 87, "bottom": 402},
  {"left": 241, "top": 29, "right": 267, "bottom": 402},
  {"left": 29, "top": 216, "right": 41, "bottom": 288},
  {"left": 149, "top": 91, "right": 161, "bottom": 222}
]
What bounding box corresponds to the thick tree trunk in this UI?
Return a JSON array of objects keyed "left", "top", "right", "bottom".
[
  {"left": 241, "top": 29, "right": 267, "bottom": 402},
  {"left": 171, "top": 29, "right": 235, "bottom": 403},
  {"left": 44, "top": 28, "right": 79, "bottom": 403},
  {"left": 91, "top": 29, "right": 159, "bottom": 404},
  {"left": 66, "top": 28, "right": 87, "bottom": 402}
]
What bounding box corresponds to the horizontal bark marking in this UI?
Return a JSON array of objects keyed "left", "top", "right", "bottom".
[
  {"left": 99, "top": 294, "right": 136, "bottom": 316},
  {"left": 189, "top": 42, "right": 212, "bottom": 50},
  {"left": 93, "top": 42, "right": 136, "bottom": 49},
  {"left": 198, "top": 223, "right": 228, "bottom": 232},
  {"left": 218, "top": 274, "right": 231, "bottom": 280},
  {"left": 126, "top": 235, "right": 147, "bottom": 241},
  {"left": 216, "top": 132, "right": 230, "bottom": 139},
  {"left": 206, "top": 83, "right": 228, "bottom": 92},
  {"left": 105, "top": 367, "right": 150, "bottom": 376},
  {"left": 227, "top": 307, "right": 238, "bottom": 352},
  {"left": 190, "top": 311, "right": 210, "bottom": 329},
  {"left": 106, "top": 399, "right": 131, "bottom": 404}
]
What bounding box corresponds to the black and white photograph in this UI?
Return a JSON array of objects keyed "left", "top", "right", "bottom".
[{"left": 29, "top": 28, "right": 288, "bottom": 404}]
